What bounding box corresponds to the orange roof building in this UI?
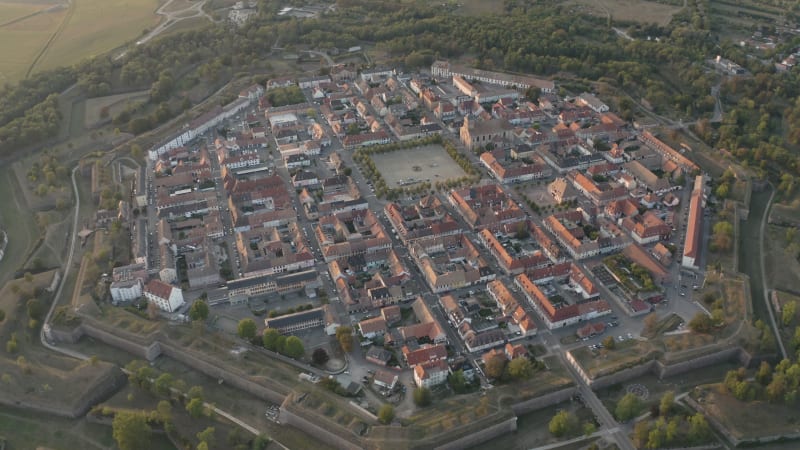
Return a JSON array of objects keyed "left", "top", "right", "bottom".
[
  {"left": 515, "top": 273, "right": 611, "bottom": 330},
  {"left": 402, "top": 344, "right": 447, "bottom": 367},
  {"left": 682, "top": 175, "right": 705, "bottom": 269}
]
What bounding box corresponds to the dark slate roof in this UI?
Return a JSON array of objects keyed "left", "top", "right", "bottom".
[
  {"left": 226, "top": 269, "right": 318, "bottom": 291},
  {"left": 265, "top": 307, "right": 325, "bottom": 329}
]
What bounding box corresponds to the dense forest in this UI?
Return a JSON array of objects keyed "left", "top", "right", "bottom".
[{"left": 0, "top": 0, "right": 799, "bottom": 189}]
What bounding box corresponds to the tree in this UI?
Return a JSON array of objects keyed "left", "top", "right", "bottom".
[
  {"left": 274, "top": 335, "right": 287, "bottom": 354},
  {"left": 0, "top": 308, "right": 5, "bottom": 322},
  {"left": 647, "top": 423, "right": 665, "bottom": 450},
  {"left": 548, "top": 410, "right": 578, "bottom": 437},
  {"left": 659, "top": 391, "right": 674, "bottom": 417},
  {"left": 782, "top": 301, "right": 797, "bottom": 327},
  {"left": 602, "top": 336, "right": 616, "bottom": 350},
  {"left": 508, "top": 357, "right": 535, "bottom": 379},
  {"left": 525, "top": 86, "right": 541, "bottom": 102},
  {"left": 237, "top": 319, "right": 257, "bottom": 340},
  {"left": 112, "top": 411, "right": 151, "bottom": 450},
  {"left": 189, "top": 300, "right": 209, "bottom": 321},
  {"left": 615, "top": 393, "right": 640, "bottom": 422},
  {"left": 793, "top": 326, "right": 800, "bottom": 350},
  {"left": 154, "top": 373, "right": 173, "bottom": 396},
  {"left": 689, "top": 312, "right": 713, "bottom": 333},
  {"left": 666, "top": 417, "right": 679, "bottom": 444},
  {"left": 196, "top": 427, "right": 215, "bottom": 445},
  {"left": 312, "top": 348, "right": 329, "bottom": 365},
  {"left": 26, "top": 298, "right": 43, "bottom": 320},
  {"left": 262, "top": 328, "right": 281, "bottom": 351},
  {"left": 766, "top": 373, "right": 787, "bottom": 402},
  {"left": 197, "top": 443, "right": 209, "bottom": 450},
  {"left": 251, "top": 434, "right": 271, "bottom": 450},
  {"left": 188, "top": 385, "right": 204, "bottom": 400},
  {"left": 413, "top": 387, "right": 432, "bottom": 407},
  {"left": 711, "top": 221, "right": 734, "bottom": 252},
  {"left": 715, "top": 183, "right": 729, "bottom": 199},
  {"left": 787, "top": 227, "right": 797, "bottom": 244},
  {"left": 484, "top": 354, "right": 507, "bottom": 379},
  {"left": 756, "top": 361, "right": 772, "bottom": 385},
  {"left": 336, "top": 326, "right": 353, "bottom": 352},
  {"left": 130, "top": 144, "right": 143, "bottom": 160},
  {"left": 688, "top": 413, "right": 711, "bottom": 443},
  {"left": 282, "top": 336, "right": 305, "bottom": 358},
  {"left": 378, "top": 404, "right": 395, "bottom": 424},
  {"left": 583, "top": 421, "right": 596, "bottom": 436},
  {"left": 448, "top": 370, "right": 467, "bottom": 394},
  {"left": 633, "top": 421, "right": 650, "bottom": 447},
  {"left": 156, "top": 400, "right": 172, "bottom": 423},
  {"left": 186, "top": 397, "right": 205, "bottom": 418}
]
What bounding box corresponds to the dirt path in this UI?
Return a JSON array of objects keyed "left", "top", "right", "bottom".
[
  {"left": 758, "top": 187, "right": 786, "bottom": 358},
  {"left": 25, "top": 0, "right": 73, "bottom": 78},
  {"left": 116, "top": 0, "right": 213, "bottom": 58},
  {"left": 0, "top": 1, "right": 65, "bottom": 28}
]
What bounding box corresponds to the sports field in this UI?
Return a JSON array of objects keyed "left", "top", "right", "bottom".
[{"left": 0, "top": 0, "right": 161, "bottom": 83}]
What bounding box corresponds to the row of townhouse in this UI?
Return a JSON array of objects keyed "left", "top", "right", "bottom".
[{"left": 149, "top": 97, "right": 253, "bottom": 160}]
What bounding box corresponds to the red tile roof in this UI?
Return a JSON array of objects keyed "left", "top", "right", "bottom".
[
  {"left": 145, "top": 279, "right": 173, "bottom": 299},
  {"left": 402, "top": 344, "right": 447, "bottom": 367}
]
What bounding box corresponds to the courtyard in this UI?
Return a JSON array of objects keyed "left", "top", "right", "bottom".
[{"left": 372, "top": 144, "right": 467, "bottom": 187}]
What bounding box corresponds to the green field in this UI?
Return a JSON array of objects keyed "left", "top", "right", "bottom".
[
  {"left": 0, "top": 407, "right": 118, "bottom": 450},
  {"left": 0, "top": 166, "right": 38, "bottom": 286},
  {"left": 571, "top": 340, "right": 660, "bottom": 379},
  {"left": 770, "top": 201, "right": 800, "bottom": 226},
  {"left": 696, "top": 385, "right": 800, "bottom": 441}
]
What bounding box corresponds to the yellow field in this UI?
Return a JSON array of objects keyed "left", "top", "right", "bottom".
[
  {"left": 0, "top": 1, "right": 47, "bottom": 25},
  {"left": 0, "top": 7, "right": 65, "bottom": 83},
  {"left": 37, "top": 0, "right": 161, "bottom": 71},
  {"left": 0, "top": 0, "right": 165, "bottom": 83}
]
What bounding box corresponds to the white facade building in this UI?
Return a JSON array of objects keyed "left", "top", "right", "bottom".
[
  {"left": 110, "top": 279, "right": 143, "bottom": 304},
  {"left": 144, "top": 279, "right": 185, "bottom": 312},
  {"left": 413, "top": 360, "right": 450, "bottom": 388}
]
